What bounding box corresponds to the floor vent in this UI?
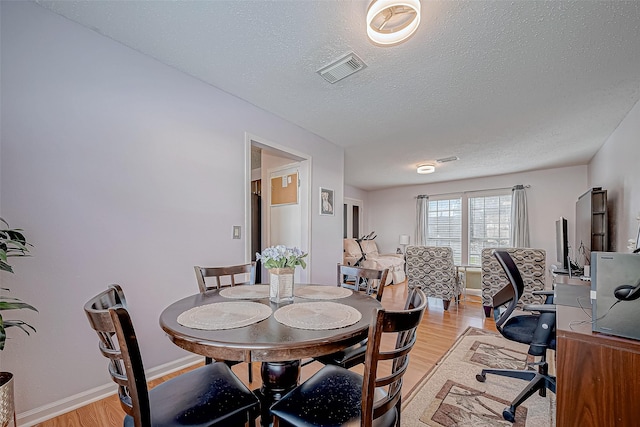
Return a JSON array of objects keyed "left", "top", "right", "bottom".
[{"left": 317, "top": 53, "right": 367, "bottom": 84}]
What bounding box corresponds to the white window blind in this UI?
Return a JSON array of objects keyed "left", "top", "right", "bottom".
[
  {"left": 425, "top": 191, "right": 512, "bottom": 265},
  {"left": 468, "top": 194, "right": 512, "bottom": 265},
  {"left": 427, "top": 198, "right": 462, "bottom": 264}
]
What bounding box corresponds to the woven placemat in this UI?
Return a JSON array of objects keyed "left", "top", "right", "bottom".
[
  {"left": 177, "top": 301, "right": 272, "bottom": 330},
  {"left": 219, "top": 284, "right": 270, "bottom": 299},
  {"left": 294, "top": 285, "right": 352, "bottom": 300},
  {"left": 274, "top": 301, "right": 362, "bottom": 330}
]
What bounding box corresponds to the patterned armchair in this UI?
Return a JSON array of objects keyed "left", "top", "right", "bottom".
[
  {"left": 405, "top": 246, "right": 460, "bottom": 310},
  {"left": 481, "top": 248, "right": 547, "bottom": 317}
]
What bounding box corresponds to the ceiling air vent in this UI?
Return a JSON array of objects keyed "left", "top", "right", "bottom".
[
  {"left": 317, "top": 53, "right": 367, "bottom": 84},
  {"left": 436, "top": 156, "right": 459, "bottom": 163}
]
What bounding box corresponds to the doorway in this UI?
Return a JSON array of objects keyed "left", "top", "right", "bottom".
[
  {"left": 245, "top": 135, "right": 311, "bottom": 283},
  {"left": 344, "top": 197, "right": 364, "bottom": 239}
]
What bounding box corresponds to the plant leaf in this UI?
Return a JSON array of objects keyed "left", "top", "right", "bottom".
[
  {"left": 0, "top": 301, "right": 38, "bottom": 312},
  {"left": 3, "top": 320, "right": 36, "bottom": 334}
]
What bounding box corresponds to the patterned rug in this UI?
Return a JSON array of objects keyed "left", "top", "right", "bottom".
[{"left": 402, "top": 327, "right": 555, "bottom": 426}]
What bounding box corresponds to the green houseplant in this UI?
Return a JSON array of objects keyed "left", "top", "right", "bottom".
[
  {"left": 0, "top": 218, "right": 36, "bottom": 425},
  {"left": 0, "top": 218, "right": 37, "bottom": 350}
]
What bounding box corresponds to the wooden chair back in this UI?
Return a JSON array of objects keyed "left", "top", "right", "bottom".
[
  {"left": 337, "top": 264, "right": 389, "bottom": 302},
  {"left": 194, "top": 262, "right": 256, "bottom": 293},
  {"left": 361, "top": 288, "right": 427, "bottom": 426},
  {"left": 83, "top": 285, "right": 150, "bottom": 426}
]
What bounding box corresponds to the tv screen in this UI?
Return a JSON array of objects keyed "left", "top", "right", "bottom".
[{"left": 556, "top": 217, "right": 569, "bottom": 271}]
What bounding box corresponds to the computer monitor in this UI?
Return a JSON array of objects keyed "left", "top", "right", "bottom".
[{"left": 555, "top": 217, "right": 569, "bottom": 272}]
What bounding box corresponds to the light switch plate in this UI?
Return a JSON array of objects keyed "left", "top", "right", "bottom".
[{"left": 232, "top": 226, "right": 241, "bottom": 239}]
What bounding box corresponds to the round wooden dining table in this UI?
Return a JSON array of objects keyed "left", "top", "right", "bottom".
[{"left": 159, "top": 285, "right": 381, "bottom": 426}]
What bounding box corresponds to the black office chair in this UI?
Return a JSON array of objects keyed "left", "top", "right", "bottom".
[
  {"left": 84, "top": 285, "right": 259, "bottom": 427},
  {"left": 271, "top": 288, "right": 427, "bottom": 427},
  {"left": 476, "top": 250, "right": 556, "bottom": 422},
  {"left": 311, "top": 264, "right": 389, "bottom": 369}
]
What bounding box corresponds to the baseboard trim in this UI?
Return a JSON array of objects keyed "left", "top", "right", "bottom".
[
  {"left": 465, "top": 288, "right": 481, "bottom": 297},
  {"left": 17, "top": 354, "right": 202, "bottom": 426}
]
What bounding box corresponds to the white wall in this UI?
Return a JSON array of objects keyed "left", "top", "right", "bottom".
[
  {"left": 588, "top": 99, "right": 640, "bottom": 252},
  {"left": 345, "top": 185, "right": 369, "bottom": 204},
  {"left": 0, "top": 1, "right": 343, "bottom": 417},
  {"left": 366, "top": 165, "right": 588, "bottom": 275}
]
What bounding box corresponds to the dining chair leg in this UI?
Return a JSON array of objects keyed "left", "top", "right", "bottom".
[
  {"left": 248, "top": 362, "right": 253, "bottom": 383},
  {"left": 205, "top": 356, "right": 212, "bottom": 365}
]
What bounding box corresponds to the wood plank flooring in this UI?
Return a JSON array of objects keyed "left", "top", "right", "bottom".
[{"left": 36, "top": 282, "right": 495, "bottom": 426}]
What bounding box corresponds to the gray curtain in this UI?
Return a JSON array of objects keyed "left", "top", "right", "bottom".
[
  {"left": 416, "top": 195, "right": 428, "bottom": 246},
  {"left": 510, "top": 185, "right": 530, "bottom": 247}
]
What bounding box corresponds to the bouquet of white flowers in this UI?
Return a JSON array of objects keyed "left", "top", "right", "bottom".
[{"left": 256, "top": 245, "right": 307, "bottom": 270}]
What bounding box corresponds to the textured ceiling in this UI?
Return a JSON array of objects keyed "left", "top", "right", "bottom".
[{"left": 36, "top": 0, "right": 640, "bottom": 190}]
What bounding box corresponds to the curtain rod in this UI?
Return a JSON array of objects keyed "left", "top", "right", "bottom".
[{"left": 417, "top": 185, "right": 530, "bottom": 199}]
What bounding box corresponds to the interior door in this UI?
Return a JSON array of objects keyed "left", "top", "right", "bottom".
[{"left": 268, "top": 165, "right": 308, "bottom": 283}]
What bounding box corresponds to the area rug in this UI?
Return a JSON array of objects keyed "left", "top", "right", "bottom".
[{"left": 402, "top": 327, "right": 555, "bottom": 426}]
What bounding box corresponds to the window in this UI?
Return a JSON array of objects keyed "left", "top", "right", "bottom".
[
  {"left": 426, "top": 191, "right": 512, "bottom": 265},
  {"left": 468, "top": 194, "right": 512, "bottom": 265},
  {"left": 427, "top": 198, "right": 462, "bottom": 264}
]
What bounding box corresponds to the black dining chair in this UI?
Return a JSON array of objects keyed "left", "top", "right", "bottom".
[
  {"left": 271, "top": 288, "right": 427, "bottom": 427},
  {"left": 311, "top": 264, "right": 389, "bottom": 369},
  {"left": 84, "top": 285, "right": 259, "bottom": 427},
  {"left": 475, "top": 250, "right": 557, "bottom": 422},
  {"left": 194, "top": 262, "right": 256, "bottom": 382}
]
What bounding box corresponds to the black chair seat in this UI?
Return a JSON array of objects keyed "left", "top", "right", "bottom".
[
  {"left": 500, "top": 315, "right": 540, "bottom": 345},
  {"left": 501, "top": 314, "right": 557, "bottom": 354},
  {"left": 313, "top": 339, "right": 367, "bottom": 369},
  {"left": 124, "top": 362, "right": 258, "bottom": 427},
  {"left": 270, "top": 365, "right": 396, "bottom": 427}
]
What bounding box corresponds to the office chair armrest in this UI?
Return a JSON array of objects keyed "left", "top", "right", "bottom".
[
  {"left": 532, "top": 290, "right": 554, "bottom": 296},
  {"left": 523, "top": 303, "right": 556, "bottom": 313}
]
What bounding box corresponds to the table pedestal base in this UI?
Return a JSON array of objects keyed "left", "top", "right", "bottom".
[{"left": 257, "top": 360, "right": 300, "bottom": 427}]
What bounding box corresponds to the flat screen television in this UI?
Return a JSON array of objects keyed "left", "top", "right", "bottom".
[{"left": 555, "top": 217, "right": 570, "bottom": 273}]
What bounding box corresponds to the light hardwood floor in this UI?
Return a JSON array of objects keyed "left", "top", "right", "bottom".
[{"left": 36, "top": 282, "right": 495, "bottom": 426}]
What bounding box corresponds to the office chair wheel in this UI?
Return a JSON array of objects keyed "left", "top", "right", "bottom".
[
  {"left": 475, "top": 373, "right": 486, "bottom": 382},
  {"left": 503, "top": 407, "right": 516, "bottom": 422}
]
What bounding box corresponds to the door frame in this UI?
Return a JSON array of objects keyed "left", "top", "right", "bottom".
[
  {"left": 344, "top": 197, "right": 364, "bottom": 239},
  {"left": 244, "top": 133, "right": 312, "bottom": 281}
]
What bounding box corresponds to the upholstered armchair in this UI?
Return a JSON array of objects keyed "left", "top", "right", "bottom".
[
  {"left": 481, "top": 247, "right": 547, "bottom": 317},
  {"left": 405, "top": 245, "right": 461, "bottom": 310},
  {"left": 343, "top": 238, "right": 406, "bottom": 285}
]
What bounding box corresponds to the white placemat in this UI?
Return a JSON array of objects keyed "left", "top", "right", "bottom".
[
  {"left": 219, "top": 284, "right": 270, "bottom": 299},
  {"left": 177, "top": 301, "right": 272, "bottom": 330},
  {"left": 274, "top": 301, "right": 362, "bottom": 330},
  {"left": 294, "top": 285, "right": 352, "bottom": 300}
]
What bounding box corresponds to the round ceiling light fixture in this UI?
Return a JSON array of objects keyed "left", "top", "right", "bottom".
[
  {"left": 367, "top": 0, "right": 421, "bottom": 46},
  {"left": 416, "top": 163, "right": 435, "bottom": 174}
]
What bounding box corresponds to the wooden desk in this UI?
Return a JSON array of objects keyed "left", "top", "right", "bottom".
[
  {"left": 159, "top": 286, "right": 381, "bottom": 426},
  {"left": 555, "top": 282, "right": 640, "bottom": 426}
]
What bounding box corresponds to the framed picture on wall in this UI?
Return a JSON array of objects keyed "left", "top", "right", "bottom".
[{"left": 319, "top": 187, "right": 335, "bottom": 216}]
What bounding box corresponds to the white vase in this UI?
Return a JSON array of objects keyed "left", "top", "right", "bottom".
[{"left": 269, "top": 268, "right": 295, "bottom": 303}]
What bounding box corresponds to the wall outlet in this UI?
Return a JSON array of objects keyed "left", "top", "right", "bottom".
[{"left": 232, "top": 226, "right": 241, "bottom": 239}]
